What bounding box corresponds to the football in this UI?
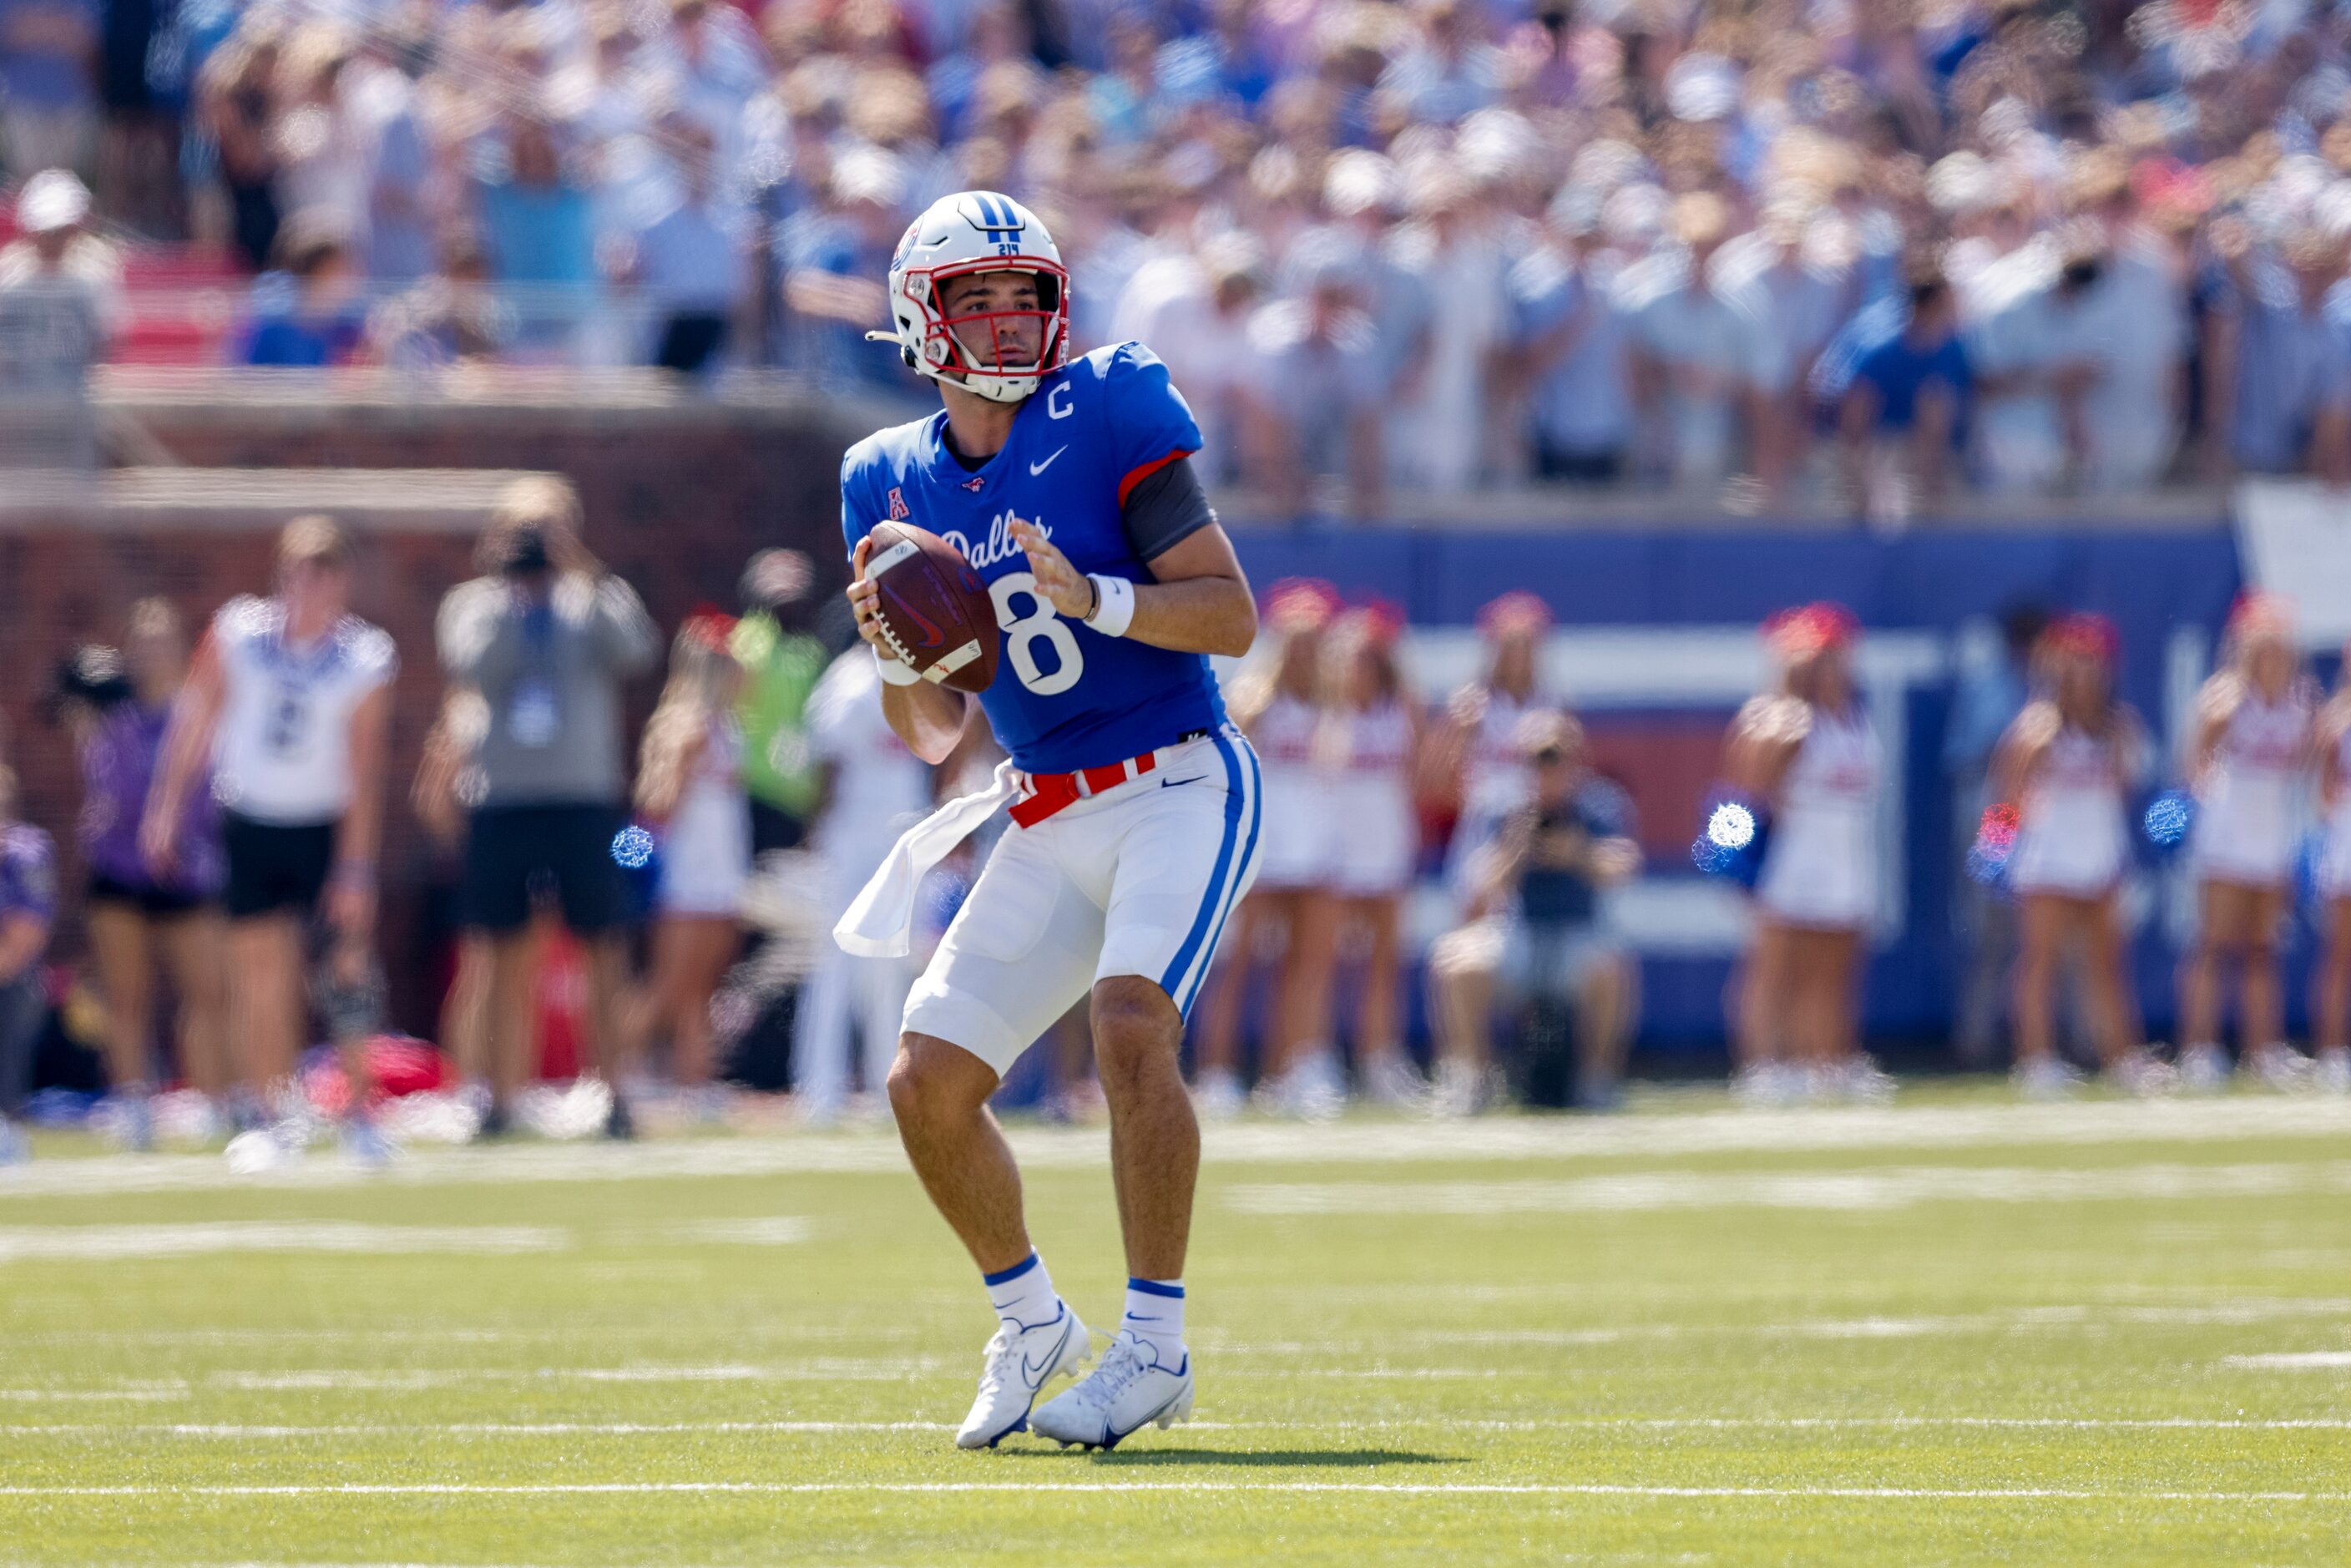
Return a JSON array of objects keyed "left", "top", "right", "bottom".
[{"left": 863, "top": 520, "right": 999, "bottom": 693}]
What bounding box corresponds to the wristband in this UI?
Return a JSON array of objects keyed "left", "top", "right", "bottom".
[
  {"left": 874, "top": 646, "right": 923, "bottom": 686},
  {"left": 1084, "top": 574, "right": 1135, "bottom": 638}
]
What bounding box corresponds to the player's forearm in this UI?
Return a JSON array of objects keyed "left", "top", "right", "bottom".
[
  {"left": 1126, "top": 574, "right": 1256, "bottom": 659},
  {"left": 148, "top": 695, "right": 217, "bottom": 835},
  {"left": 882, "top": 680, "right": 970, "bottom": 766}
]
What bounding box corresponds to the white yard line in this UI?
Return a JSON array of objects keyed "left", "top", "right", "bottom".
[
  {"left": 9, "top": 1416, "right": 2351, "bottom": 1439},
  {"left": 3, "top": 1481, "right": 2349, "bottom": 1501},
  {"left": 2221, "top": 1352, "right": 2351, "bottom": 1369},
  {"left": 1226, "top": 1161, "right": 2351, "bottom": 1216},
  {"left": 0, "top": 1223, "right": 567, "bottom": 1262},
  {"left": 204, "top": 1361, "right": 941, "bottom": 1391},
  {"left": 11, "top": 1098, "right": 2351, "bottom": 1199}
]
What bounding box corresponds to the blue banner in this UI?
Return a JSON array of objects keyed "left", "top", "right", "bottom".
[{"left": 1227, "top": 526, "right": 2247, "bottom": 1055}]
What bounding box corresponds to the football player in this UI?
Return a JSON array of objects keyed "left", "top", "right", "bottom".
[{"left": 837, "top": 191, "right": 1261, "bottom": 1449}]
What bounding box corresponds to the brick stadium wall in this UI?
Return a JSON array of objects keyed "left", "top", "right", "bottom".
[
  {"left": 2, "top": 377, "right": 878, "bottom": 1040},
  {"left": 105, "top": 374, "right": 877, "bottom": 620}
]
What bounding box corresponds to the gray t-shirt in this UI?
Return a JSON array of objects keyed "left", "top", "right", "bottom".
[{"left": 436, "top": 572, "right": 660, "bottom": 808}]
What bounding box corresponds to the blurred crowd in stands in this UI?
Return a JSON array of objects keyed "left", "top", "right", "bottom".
[{"left": 15, "top": 0, "right": 2351, "bottom": 507}]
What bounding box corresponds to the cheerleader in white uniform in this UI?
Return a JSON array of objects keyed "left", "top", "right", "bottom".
[
  {"left": 1195, "top": 579, "right": 1343, "bottom": 1118},
  {"left": 143, "top": 517, "right": 397, "bottom": 1164},
  {"left": 623, "top": 618, "right": 750, "bottom": 1109},
  {"left": 1323, "top": 602, "right": 1427, "bottom": 1108},
  {"left": 1727, "top": 604, "right": 1889, "bottom": 1102},
  {"left": 1439, "top": 592, "right": 1555, "bottom": 908},
  {"left": 2178, "top": 594, "right": 2316, "bottom": 1092},
  {"left": 1993, "top": 615, "right": 2163, "bottom": 1096},
  {"left": 2309, "top": 645, "right": 2351, "bottom": 1094}
]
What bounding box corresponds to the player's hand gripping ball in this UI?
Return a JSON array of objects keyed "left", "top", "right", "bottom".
[{"left": 854, "top": 522, "right": 1000, "bottom": 693}]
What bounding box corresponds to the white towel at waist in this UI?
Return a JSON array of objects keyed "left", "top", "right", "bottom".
[{"left": 833, "top": 761, "right": 1017, "bottom": 959}]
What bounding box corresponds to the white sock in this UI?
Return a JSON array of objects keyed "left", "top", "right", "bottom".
[
  {"left": 1122, "top": 1277, "right": 1185, "bottom": 1363},
  {"left": 983, "top": 1252, "right": 1062, "bottom": 1333}
]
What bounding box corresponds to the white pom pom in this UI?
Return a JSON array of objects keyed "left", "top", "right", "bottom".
[{"left": 1706, "top": 802, "right": 1756, "bottom": 851}]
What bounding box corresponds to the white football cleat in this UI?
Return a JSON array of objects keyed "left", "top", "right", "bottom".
[
  {"left": 2243, "top": 1044, "right": 2313, "bottom": 1093},
  {"left": 955, "top": 1302, "right": 1091, "bottom": 1450},
  {"left": 2176, "top": 1043, "right": 2230, "bottom": 1095},
  {"left": 1835, "top": 1055, "right": 1897, "bottom": 1105},
  {"left": 2012, "top": 1057, "right": 2083, "bottom": 1100},
  {"left": 1253, "top": 1052, "right": 1344, "bottom": 1121},
  {"left": 1732, "top": 1061, "right": 1798, "bottom": 1108},
  {"left": 1361, "top": 1051, "right": 1430, "bottom": 1111},
  {"left": 1029, "top": 1329, "right": 1194, "bottom": 1450},
  {"left": 2316, "top": 1048, "right": 2351, "bottom": 1095},
  {"left": 1190, "top": 1068, "right": 1246, "bottom": 1123},
  {"left": 2105, "top": 1050, "right": 2177, "bottom": 1098}
]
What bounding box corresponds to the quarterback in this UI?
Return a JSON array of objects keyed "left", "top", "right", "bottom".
[{"left": 836, "top": 191, "right": 1263, "bottom": 1448}]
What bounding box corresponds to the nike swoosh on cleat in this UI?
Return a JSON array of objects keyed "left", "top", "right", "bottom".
[
  {"left": 1105, "top": 1383, "right": 1190, "bottom": 1449},
  {"left": 1021, "top": 1318, "right": 1078, "bottom": 1387},
  {"left": 1029, "top": 447, "right": 1068, "bottom": 477}
]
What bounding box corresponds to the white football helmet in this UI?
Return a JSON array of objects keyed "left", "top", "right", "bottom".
[{"left": 869, "top": 190, "right": 1069, "bottom": 403}]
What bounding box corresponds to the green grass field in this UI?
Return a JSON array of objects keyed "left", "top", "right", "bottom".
[{"left": 5, "top": 1086, "right": 2351, "bottom": 1566}]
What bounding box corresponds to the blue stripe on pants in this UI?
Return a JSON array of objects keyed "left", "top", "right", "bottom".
[
  {"left": 1176, "top": 738, "right": 1262, "bottom": 1014},
  {"left": 1160, "top": 731, "right": 1250, "bottom": 1007}
]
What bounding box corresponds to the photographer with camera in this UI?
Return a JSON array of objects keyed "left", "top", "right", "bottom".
[
  {"left": 436, "top": 477, "right": 660, "bottom": 1136},
  {"left": 1427, "top": 711, "right": 1642, "bottom": 1115}
]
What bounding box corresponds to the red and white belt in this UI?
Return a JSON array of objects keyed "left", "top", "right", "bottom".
[
  {"left": 1011, "top": 751, "right": 1161, "bottom": 827},
  {"left": 1009, "top": 729, "right": 1212, "bottom": 828}
]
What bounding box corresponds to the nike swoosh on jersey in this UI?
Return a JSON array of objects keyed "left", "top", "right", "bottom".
[{"left": 1029, "top": 447, "right": 1069, "bottom": 477}]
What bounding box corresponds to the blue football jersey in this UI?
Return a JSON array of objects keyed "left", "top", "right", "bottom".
[{"left": 840, "top": 341, "right": 1230, "bottom": 774}]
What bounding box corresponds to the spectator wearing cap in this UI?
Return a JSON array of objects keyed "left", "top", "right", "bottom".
[
  {"left": 1427, "top": 711, "right": 1640, "bottom": 1117},
  {"left": 1240, "top": 235, "right": 1386, "bottom": 517},
  {"left": 0, "top": 166, "right": 121, "bottom": 344},
  {"left": 624, "top": 118, "right": 750, "bottom": 375},
  {"left": 1836, "top": 261, "right": 1969, "bottom": 524},
  {"left": 1506, "top": 184, "right": 1635, "bottom": 484},
  {"left": 235, "top": 210, "right": 367, "bottom": 367},
  {"left": 0, "top": 0, "right": 99, "bottom": 182},
  {"left": 1619, "top": 191, "right": 1777, "bottom": 493},
  {"left": 0, "top": 762, "right": 56, "bottom": 1164}
]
